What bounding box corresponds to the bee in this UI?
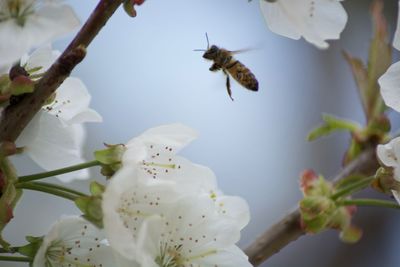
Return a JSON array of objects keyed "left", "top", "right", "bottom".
[{"left": 195, "top": 33, "right": 258, "bottom": 100}]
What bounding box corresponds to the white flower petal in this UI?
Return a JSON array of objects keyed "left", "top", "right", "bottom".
[
  {"left": 103, "top": 166, "right": 244, "bottom": 265},
  {"left": 16, "top": 111, "right": 42, "bottom": 148},
  {"left": 33, "top": 216, "right": 116, "bottom": 267},
  {"left": 259, "top": 0, "right": 301, "bottom": 40},
  {"left": 102, "top": 166, "right": 182, "bottom": 261},
  {"left": 192, "top": 245, "right": 253, "bottom": 267},
  {"left": 393, "top": 0, "right": 400, "bottom": 50},
  {"left": 45, "top": 77, "right": 102, "bottom": 125},
  {"left": 22, "top": 45, "right": 59, "bottom": 72},
  {"left": 123, "top": 123, "right": 198, "bottom": 164},
  {"left": 260, "top": 0, "right": 347, "bottom": 49},
  {"left": 0, "top": 21, "right": 31, "bottom": 67},
  {"left": 392, "top": 190, "right": 400, "bottom": 205},
  {"left": 22, "top": 112, "right": 89, "bottom": 182},
  {"left": 379, "top": 61, "right": 400, "bottom": 112},
  {"left": 0, "top": 1, "right": 79, "bottom": 67},
  {"left": 376, "top": 141, "right": 398, "bottom": 167},
  {"left": 215, "top": 195, "right": 250, "bottom": 231}
]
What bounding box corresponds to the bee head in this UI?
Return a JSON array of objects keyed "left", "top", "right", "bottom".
[{"left": 203, "top": 45, "right": 219, "bottom": 60}]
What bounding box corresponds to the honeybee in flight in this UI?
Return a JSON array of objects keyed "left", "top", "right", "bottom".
[{"left": 195, "top": 33, "right": 258, "bottom": 101}]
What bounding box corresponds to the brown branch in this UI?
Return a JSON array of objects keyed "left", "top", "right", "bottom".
[
  {"left": 245, "top": 148, "right": 379, "bottom": 266},
  {"left": 0, "top": 0, "right": 123, "bottom": 142}
]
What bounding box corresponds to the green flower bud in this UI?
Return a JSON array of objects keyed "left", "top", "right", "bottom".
[
  {"left": 300, "top": 196, "right": 336, "bottom": 233},
  {"left": 75, "top": 196, "right": 103, "bottom": 228}
]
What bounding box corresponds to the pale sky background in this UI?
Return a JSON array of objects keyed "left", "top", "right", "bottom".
[{"left": 4, "top": 1, "right": 400, "bottom": 267}]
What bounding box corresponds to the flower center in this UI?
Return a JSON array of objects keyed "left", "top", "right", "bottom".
[
  {"left": 46, "top": 240, "right": 71, "bottom": 264},
  {"left": 0, "top": 0, "right": 35, "bottom": 26},
  {"left": 156, "top": 243, "right": 183, "bottom": 267}
]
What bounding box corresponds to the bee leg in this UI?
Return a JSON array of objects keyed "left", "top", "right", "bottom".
[
  {"left": 223, "top": 69, "right": 234, "bottom": 101},
  {"left": 209, "top": 63, "right": 221, "bottom": 72}
]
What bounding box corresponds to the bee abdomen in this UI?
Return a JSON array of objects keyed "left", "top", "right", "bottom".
[{"left": 227, "top": 61, "right": 258, "bottom": 91}]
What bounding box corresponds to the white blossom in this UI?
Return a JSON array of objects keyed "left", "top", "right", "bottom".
[
  {"left": 378, "top": 0, "right": 400, "bottom": 112},
  {"left": 121, "top": 123, "right": 250, "bottom": 229},
  {"left": 16, "top": 47, "right": 102, "bottom": 182},
  {"left": 0, "top": 0, "right": 80, "bottom": 67},
  {"left": 376, "top": 137, "right": 400, "bottom": 204},
  {"left": 33, "top": 216, "right": 116, "bottom": 267},
  {"left": 102, "top": 166, "right": 251, "bottom": 267},
  {"left": 259, "top": 0, "right": 347, "bottom": 49}
]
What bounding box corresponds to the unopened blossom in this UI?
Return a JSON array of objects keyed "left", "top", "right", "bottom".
[
  {"left": 376, "top": 137, "right": 400, "bottom": 203},
  {"left": 102, "top": 166, "right": 251, "bottom": 267},
  {"left": 378, "top": 0, "right": 400, "bottom": 112},
  {"left": 16, "top": 47, "right": 102, "bottom": 182},
  {"left": 0, "top": 0, "right": 80, "bottom": 67},
  {"left": 33, "top": 216, "right": 116, "bottom": 267},
  {"left": 259, "top": 0, "right": 347, "bottom": 49}
]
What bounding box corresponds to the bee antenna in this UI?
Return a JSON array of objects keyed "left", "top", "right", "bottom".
[
  {"left": 193, "top": 49, "right": 206, "bottom": 52},
  {"left": 205, "top": 32, "right": 210, "bottom": 49}
]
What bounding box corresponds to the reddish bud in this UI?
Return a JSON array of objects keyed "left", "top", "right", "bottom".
[
  {"left": 134, "top": 0, "right": 145, "bottom": 5},
  {"left": 300, "top": 169, "right": 318, "bottom": 194},
  {"left": 9, "top": 65, "right": 29, "bottom": 81},
  {"left": 345, "top": 205, "right": 357, "bottom": 216},
  {"left": 10, "top": 75, "right": 34, "bottom": 96}
]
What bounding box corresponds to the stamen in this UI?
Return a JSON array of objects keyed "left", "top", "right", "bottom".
[{"left": 143, "top": 162, "right": 176, "bottom": 169}]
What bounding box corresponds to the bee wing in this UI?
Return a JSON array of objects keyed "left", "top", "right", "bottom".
[{"left": 229, "top": 46, "right": 261, "bottom": 55}]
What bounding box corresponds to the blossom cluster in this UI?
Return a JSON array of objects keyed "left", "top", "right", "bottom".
[{"left": 35, "top": 124, "right": 252, "bottom": 267}]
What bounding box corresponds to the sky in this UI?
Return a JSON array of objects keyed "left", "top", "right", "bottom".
[{"left": 4, "top": 1, "right": 400, "bottom": 267}]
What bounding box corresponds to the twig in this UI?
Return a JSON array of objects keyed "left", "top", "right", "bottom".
[
  {"left": 245, "top": 148, "right": 378, "bottom": 266},
  {"left": 0, "top": 0, "right": 123, "bottom": 142}
]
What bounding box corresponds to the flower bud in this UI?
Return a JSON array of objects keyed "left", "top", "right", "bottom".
[
  {"left": 123, "top": 0, "right": 137, "bottom": 17},
  {"left": 300, "top": 196, "right": 336, "bottom": 233},
  {"left": 373, "top": 167, "right": 400, "bottom": 195},
  {"left": 9, "top": 75, "right": 34, "bottom": 96},
  {"left": 299, "top": 170, "right": 332, "bottom": 197},
  {"left": 95, "top": 144, "right": 125, "bottom": 178},
  {"left": 9, "top": 65, "right": 29, "bottom": 81},
  {"left": 75, "top": 196, "right": 103, "bottom": 228}
]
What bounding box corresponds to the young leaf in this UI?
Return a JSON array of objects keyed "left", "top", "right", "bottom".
[{"left": 307, "top": 114, "right": 360, "bottom": 141}]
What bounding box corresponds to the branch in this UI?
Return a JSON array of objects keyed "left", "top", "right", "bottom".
[
  {"left": 0, "top": 0, "right": 123, "bottom": 142},
  {"left": 245, "top": 148, "right": 378, "bottom": 266}
]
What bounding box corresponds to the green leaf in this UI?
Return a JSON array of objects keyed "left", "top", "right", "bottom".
[
  {"left": 342, "top": 51, "right": 369, "bottom": 116},
  {"left": 307, "top": 114, "right": 360, "bottom": 141},
  {"left": 343, "top": 139, "right": 363, "bottom": 165},
  {"left": 367, "top": 1, "right": 392, "bottom": 117}
]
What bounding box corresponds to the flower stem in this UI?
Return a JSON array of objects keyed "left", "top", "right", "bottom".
[
  {"left": 0, "top": 256, "right": 30, "bottom": 262},
  {"left": 0, "top": 247, "right": 20, "bottom": 253},
  {"left": 17, "top": 160, "right": 101, "bottom": 183},
  {"left": 30, "top": 182, "right": 87, "bottom": 197},
  {"left": 16, "top": 182, "right": 78, "bottom": 201},
  {"left": 338, "top": 198, "right": 400, "bottom": 210},
  {"left": 331, "top": 176, "right": 375, "bottom": 200}
]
